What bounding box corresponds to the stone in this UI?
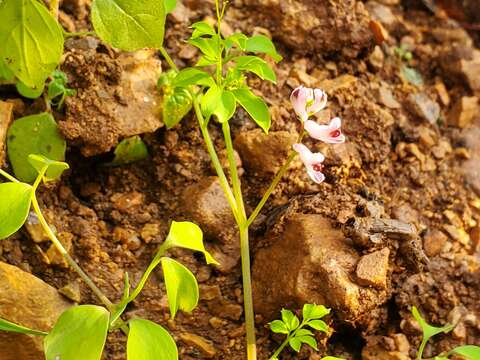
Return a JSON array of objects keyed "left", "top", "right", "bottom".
[
  {"left": 443, "top": 225, "right": 470, "bottom": 246},
  {"left": 431, "top": 140, "right": 452, "bottom": 160},
  {"left": 369, "top": 20, "right": 389, "bottom": 45},
  {"left": 369, "top": 45, "right": 385, "bottom": 70},
  {"left": 362, "top": 335, "right": 410, "bottom": 360},
  {"left": 447, "top": 96, "right": 479, "bottom": 128},
  {"left": 0, "top": 101, "right": 13, "bottom": 166},
  {"left": 356, "top": 248, "right": 390, "bottom": 289},
  {"left": 423, "top": 229, "right": 448, "bottom": 257},
  {"left": 0, "top": 262, "right": 71, "bottom": 359},
  {"left": 253, "top": 214, "right": 386, "bottom": 320},
  {"left": 366, "top": 1, "right": 397, "bottom": 27},
  {"left": 462, "top": 126, "right": 480, "bottom": 195},
  {"left": 234, "top": 129, "right": 297, "bottom": 175},
  {"left": 377, "top": 85, "right": 400, "bottom": 109},
  {"left": 179, "top": 332, "right": 217, "bottom": 358},
  {"left": 407, "top": 93, "right": 440, "bottom": 124},
  {"left": 319, "top": 75, "right": 358, "bottom": 94},
  {"left": 58, "top": 281, "right": 82, "bottom": 303},
  {"left": 434, "top": 81, "right": 450, "bottom": 106},
  {"left": 46, "top": 232, "right": 74, "bottom": 267},
  {"left": 140, "top": 223, "right": 160, "bottom": 243},
  {"left": 417, "top": 126, "right": 437, "bottom": 148},
  {"left": 208, "top": 300, "right": 244, "bottom": 321},
  {"left": 24, "top": 212, "right": 50, "bottom": 243},
  {"left": 200, "top": 285, "right": 222, "bottom": 301},
  {"left": 111, "top": 192, "right": 144, "bottom": 213}
]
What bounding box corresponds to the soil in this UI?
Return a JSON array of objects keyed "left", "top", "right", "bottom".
[{"left": 1, "top": 0, "right": 480, "bottom": 359}]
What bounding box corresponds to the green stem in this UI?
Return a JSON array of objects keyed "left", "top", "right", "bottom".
[
  {"left": 159, "top": 47, "right": 179, "bottom": 72},
  {"left": 416, "top": 339, "right": 427, "bottom": 360},
  {"left": 214, "top": 0, "right": 224, "bottom": 84},
  {"left": 269, "top": 336, "right": 290, "bottom": 360},
  {"left": 0, "top": 169, "right": 19, "bottom": 183},
  {"left": 222, "top": 122, "right": 244, "bottom": 214},
  {"left": 63, "top": 30, "right": 96, "bottom": 38}
]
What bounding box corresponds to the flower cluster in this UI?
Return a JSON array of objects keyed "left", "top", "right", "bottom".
[{"left": 290, "top": 86, "right": 345, "bottom": 183}]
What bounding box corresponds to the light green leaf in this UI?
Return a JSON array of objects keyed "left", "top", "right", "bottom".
[
  {"left": 451, "top": 345, "right": 480, "bottom": 359},
  {"left": 245, "top": 35, "right": 282, "bottom": 62},
  {"left": 110, "top": 136, "right": 149, "bottom": 166},
  {"left": 91, "top": 0, "right": 166, "bottom": 51},
  {"left": 44, "top": 305, "right": 109, "bottom": 360},
  {"left": 401, "top": 65, "right": 423, "bottom": 86},
  {"left": 195, "top": 56, "right": 217, "bottom": 67},
  {"left": 269, "top": 320, "right": 289, "bottom": 334},
  {"left": 16, "top": 81, "right": 44, "bottom": 99},
  {"left": 157, "top": 69, "right": 177, "bottom": 89},
  {"left": 201, "top": 85, "right": 236, "bottom": 123},
  {"left": 281, "top": 309, "right": 300, "bottom": 331},
  {"left": 0, "top": 182, "right": 33, "bottom": 240},
  {"left": 307, "top": 319, "right": 329, "bottom": 333},
  {"left": 190, "top": 21, "right": 216, "bottom": 39},
  {"left": 164, "top": 0, "right": 176, "bottom": 13},
  {"left": 412, "top": 306, "right": 454, "bottom": 342},
  {"left": 161, "top": 257, "right": 199, "bottom": 319},
  {"left": 289, "top": 337, "right": 302, "bottom": 352},
  {"left": 0, "top": 0, "right": 64, "bottom": 88},
  {"left": 28, "top": 154, "right": 69, "bottom": 182},
  {"left": 174, "top": 68, "right": 212, "bottom": 88},
  {"left": 163, "top": 221, "right": 218, "bottom": 265},
  {"left": 294, "top": 335, "right": 318, "bottom": 351},
  {"left": 295, "top": 328, "right": 314, "bottom": 337},
  {"left": 7, "top": 112, "right": 66, "bottom": 183},
  {"left": 0, "top": 317, "right": 46, "bottom": 336},
  {"left": 232, "top": 88, "right": 270, "bottom": 133},
  {"left": 188, "top": 36, "right": 220, "bottom": 59},
  {"left": 232, "top": 55, "right": 276, "bottom": 83},
  {"left": 0, "top": 59, "right": 14, "bottom": 81},
  {"left": 47, "top": 70, "right": 76, "bottom": 109},
  {"left": 127, "top": 318, "right": 178, "bottom": 360},
  {"left": 226, "top": 33, "right": 248, "bottom": 50},
  {"left": 303, "top": 304, "right": 330, "bottom": 321},
  {"left": 163, "top": 87, "right": 192, "bottom": 128}
]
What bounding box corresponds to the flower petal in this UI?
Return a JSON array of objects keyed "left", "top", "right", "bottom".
[
  {"left": 307, "top": 89, "right": 327, "bottom": 115},
  {"left": 292, "top": 143, "right": 313, "bottom": 164},
  {"left": 304, "top": 120, "right": 331, "bottom": 141},
  {"left": 290, "top": 86, "right": 309, "bottom": 122},
  {"left": 329, "top": 117, "right": 342, "bottom": 130},
  {"left": 307, "top": 167, "right": 325, "bottom": 184}
]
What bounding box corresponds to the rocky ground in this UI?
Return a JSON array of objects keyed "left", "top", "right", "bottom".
[{"left": 0, "top": 0, "right": 479, "bottom": 359}]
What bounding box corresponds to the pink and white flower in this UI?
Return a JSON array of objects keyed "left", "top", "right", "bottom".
[
  {"left": 292, "top": 143, "right": 325, "bottom": 184},
  {"left": 290, "top": 86, "right": 328, "bottom": 122},
  {"left": 304, "top": 117, "right": 345, "bottom": 144}
]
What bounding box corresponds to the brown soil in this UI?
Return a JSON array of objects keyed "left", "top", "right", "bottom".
[{"left": 1, "top": 0, "right": 480, "bottom": 359}]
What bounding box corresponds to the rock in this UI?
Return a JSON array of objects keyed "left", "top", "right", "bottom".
[
  {"left": 243, "top": 0, "right": 373, "bottom": 57},
  {"left": 208, "top": 300, "right": 244, "bottom": 321},
  {"left": 319, "top": 75, "right": 358, "bottom": 94},
  {"left": 140, "top": 223, "right": 160, "bottom": 243},
  {"left": 362, "top": 334, "right": 410, "bottom": 360},
  {"left": 200, "top": 285, "right": 222, "bottom": 301},
  {"left": 58, "top": 281, "right": 81, "bottom": 303},
  {"left": 179, "top": 332, "right": 217, "bottom": 358},
  {"left": 366, "top": 1, "right": 397, "bottom": 27},
  {"left": 234, "top": 129, "right": 296, "bottom": 175},
  {"left": 24, "top": 212, "right": 51, "bottom": 243},
  {"left": 111, "top": 192, "right": 144, "bottom": 213},
  {"left": 377, "top": 85, "right": 400, "bottom": 109},
  {"left": 471, "top": 226, "right": 480, "bottom": 254},
  {"left": 462, "top": 126, "right": 480, "bottom": 195},
  {"left": 369, "top": 45, "right": 385, "bottom": 70},
  {"left": 431, "top": 140, "right": 452, "bottom": 160},
  {"left": 417, "top": 126, "right": 437, "bottom": 148},
  {"left": 356, "top": 248, "right": 390, "bottom": 289},
  {"left": 0, "top": 101, "right": 13, "bottom": 166},
  {"left": 253, "top": 214, "right": 386, "bottom": 320},
  {"left": 407, "top": 93, "right": 440, "bottom": 124},
  {"left": 369, "top": 20, "right": 389, "bottom": 45},
  {"left": 46, "top": 232, "right": 74, "bottom": 267},
  {"left": 447, "top": 96, "right": 479, "bottom": 128},
  {"left": 434, "top": 81, "right": 450, "bottom": 106},
  {"left": 442, "top": 224, "right": 470, "bottom": 246},
  {"left": 0, "top": 262, "right": 71, "bottom": 359},
  {"left": 423, "top": 229, "right": 448, "bottom": 257}
]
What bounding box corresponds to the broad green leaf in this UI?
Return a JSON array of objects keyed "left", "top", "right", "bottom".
[
  {"left": 91, "top": 0, "right": 166, "bottom": 51},
  {"left": 232, "top": 88, "right": 270, "bottom": 133},
  {"left": 190, "top": 21, "right": 216, "bottom": 39},
  {"left": 157, "top": 69, "right": 177, "bottom": 89},
  {"left": 174, "top": 68, "right": 212, "bottom": 88},
  {"left": 110, "top": 136, "right": 149, "bottom": 166},
  {"left": 188, "top": 36, "right": 220, "bottom": 59},
  {"left": 201, "top": 85, "right": 236, "bottom": 123},
  {"left": 0, "top": 182, "right": 33, "bottom": 239},
  {"left": 0, "top": 0, "right": 64, "bottom": 88},
  {"left": 127, "top": 318, "right": 178, "bottom": 360},
  {"left": 245, "top": 35, "right": 282, "bottom": 62},
  {"left": 196, "top": 56, "right": 217, "bottom": 67},
  {"left": 164, "top": 0, "right": 176, "bottom": 13},
  {"left": 7, "top": 112, "right": 66, "bottom": 183},
  {"left": 281, "top": 309, "right": 300, "bottom": 331},
  {"left": 289, "top": 337, "right": 302, "bottom": 352},
  {"left": 163, "top": 221, "right": 218, "bottom": 265},
  {"left": 294, "top": 335, "right": 318, "bottom": 351},
  {"left": 303, "top": 304, "right": 330, "bottom": 320},
  {"left": 16, "top": 82, "right": 44, "bottom": 99},
  {"left": 295, "top": 328, "right": 314, "bottom": 337},
  {"left": 28, "top": 154, "right": 69, "bottom": 182},
  {"left": 0, "top": 317, "right": 46, "bottom": 336},
  {"left": 44, "top": 305, "right": 109, "bottom": 360},
  {"left": 269, "top": 320, "right": 289, "bottom": 334},
  {"left": 161, "top": 257, "right": 199, "bottom": 318},
  {"left": 163, "top": 87, "right": 192, "bottom": 128},
  {"left": 233, "top": 56, "right": 276, "bottom": 83},
  {"left": 307, "top": 319, "right": 329, "bottom": 333},
  {"left": 451, "top": 345, "right": 480, "bottom": 359},
  {"left": 226, "top": 33, "right": 248, "bottom": 50},
  {"left": 412, "top": 306, "right": 454, "bottom": 342},
  {"left": 0, "top": 59, "right": 14, "bottom": 81}
]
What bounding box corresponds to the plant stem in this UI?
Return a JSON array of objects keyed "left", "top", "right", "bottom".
[
  {"left": 269, "top": 336, "right": 290, "bottom": 360},
  {"left": 63, "top": 30, "right": 96, "bottom": 38},
  {"left": 416, "top": 339, "right": 427, "bottom": 360},
  {"left": 222, "top": 122, "right": 244, "bottom": 213},
  {"left": 159, "top": 47, "right": 179, "bottom": 72},
  {"left": 0, "top": 169, "right": 19, "bottom": 183},
  {"left": 214, "top": 0, "right": 224, "bottom": 84}
]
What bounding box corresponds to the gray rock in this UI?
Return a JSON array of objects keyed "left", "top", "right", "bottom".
[{"left": 407, "top": 93, "right": 440, "bottom": 124}]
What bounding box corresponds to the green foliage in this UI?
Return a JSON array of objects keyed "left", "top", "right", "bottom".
[
  {"left": 450, "top": 345, "right": 480, "bottom": 359},
  {"left": 244, "top": 35, "right": 282, "bottom": 62},
  {"left": 174, "top": 68, "right": 213, "bottom": 88},
  {"left": 164, "top": 0, "right": 176, "bottom": 13},
  {"left": 232, "top": 88, "right": 270, "bottom": 133},
  {"left": 232, "top": 56, "right": 276, "bottom": 83},
  {"left": 47, "top": 70, "right": 76, "bottom": 108},
  {"left": 0, "top": 182, "right": 33, "bottom": 240},
  {"left": 91, "top": 0, "right": 166, "bottom": 51},
  {"left": 0, "top": 317, "right": 46, "bottom": 336},
  {"left": 16, "top": 81, "right": 44, "bottom": 99},
  {"left": 110, "top": 136, "right": 149, "bottom": 166},
  {"left": 190, "top": 21, "right": 216, "bottom": 39},
  {"left": 7, "top": 113, "right": 66, "bottom": 183},
  {"left": 0, "top": 0, "right": 64, "bottom": 88},
  {"left": 44, "top": 305, "right": 110, "bottom": 360},
  {"left": 401, "top": 65, "right": 423, "bottom": 86},
  {"left": 201, "top": 85, "right": 236, "bottom": 123},
  {"left": 0, "top": 59, "right": 14, "bottom": 81},
  {"left": 163, "top": 221, "right": 218, "bottom": 265},
  {"left": 28, "top": 154, "right": 69, "bottom": 182},
  {"left": 158, "top": 70, "right": 194, "bottom": 128},
  {"left": 161, "top": 257, "right": 199, "bottom": 318},
  {"left": 127, "top": 318, "right": 178, "bottom": 360}
]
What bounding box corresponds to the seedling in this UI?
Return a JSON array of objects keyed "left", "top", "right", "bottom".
[
  {"left": 268, "top": 304, "right": 344, "bottom": 360},
  {"left": 412, "top": 306, "right": 480, "bottom": 360}
]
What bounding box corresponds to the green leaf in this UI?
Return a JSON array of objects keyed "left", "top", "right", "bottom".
[
  {"left": 225, "top": 33, "right": 248, "bottom": 50},
  {"left": 401, "top": 65, "right": 423, "bottom": 86},
  {"left": 47, "top": 70, "right": 76, "bottom": 109},
  {"left": 16, "top": 81, "right": 44, "bottom": 99},
  {"left": 127, "top": 318, "right": 178, "bottom": 360},
  {"left": 188, "top": 36, "right": 220, "bottom": 59},
  {"left": 0, "top": 59, "right": 14, "bottom": 81},
  {"left": 201, "top": 85, "right": 236, "bottom": 123},
  {"left": 0, "top": 317, "right": 47, "bottom": 336},
  {"left": 303, "top": 304, "right": 330, "bottom": 321},
  {"left": 110, "top": 136, "right": 149, "bottom": 166},
  {"left": 232, "top": 88, "right": 270, "bottom": 133},
  {"left": 163, "top": 87, "right": 192, "bottom": 128},
  {"left": 412, "top": 306, "right": 454, "bottom": 343},
  {"left": 174, "top": 68, "right": 212, "bottom": 88},
  {"left": 0, "top": 182, "right": 33, "bottom": 240},
  {"left": 163, "top": 221, "right": 218, "bottom": 265},
  {"left": 164, "top": 0, "right": 176, "bottom": 13},
  {"left": 190, "top": 21, "right": 216, "bottom": 39},
  {"left": 157, "top": 69, "right": 177, "bottom": 89},
  {"left": 232, "top": 56, "right": 276, "bottom": 83},
  {"left": 451, "top": 345, "right": 480, "bottom": 359},
  {"left": 289, "top": 337, "right": 302, "bottom": 352},
  {"left": 91, "top": 0, "right": 166, "bottom": 51},
  {"left": 281, "top": 309, "right": 300, "bottom": 331},
  {"left": 294, "top": 335, "right": 318, "bottom": 351},
  {"left": 44, "top": 305, "right": 109, "bottom": 360},
  {"left": 307, "top": 319, "right": 329, "bottom": 333},
  {"left": 28, "top": 154, "right": 69, "bottom": 182},
  {"left": 161, "top": 257, "right": 199, "bottom": 319},
  {"left": 295, "top": 328, "right": 314, "bottom": 337},
  {"left": 0, "top": 0, "right": 64, "bottom": 88},
  {"left": 245, "top": 35, "right": 282, "bottom": 62},
  {"left": 269, "top": 320, "right": 289, "bottom": 334},
  {"left": 7, "top": 112, "right": 66, "bottom": 183},
  {"left": 195, "top": 56, "right": 217, "bottom": 67}
]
